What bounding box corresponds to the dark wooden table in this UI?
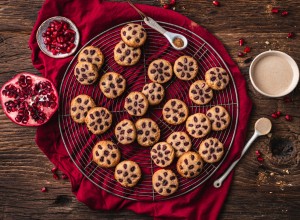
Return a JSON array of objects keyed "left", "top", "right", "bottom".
[{"left": 0, "top": 0, "right": 299, "bottom": 219}]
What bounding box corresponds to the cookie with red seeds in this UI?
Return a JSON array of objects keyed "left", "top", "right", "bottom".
[
  {"left": 74, "top": 61, "right": 98, "bottom": 85},
  {"left": 142, "top": 82, "right": 165, "bottom": 105},
  {"left": 166, "top": 131, "right": 192, "bottom": 157},
  {"left": 135, "top": 118, "right": 160, "bottom": 147},
  {"left": 205, "top": 67, "right": 230, "bottom": 90},
  {"left": 151, "top": 142, "right": 175, "bottom": 167},
  {"left": 198, "top": 137, "right": 224, "bottom": 163},
  {"left": 114, "top": 119, "right": 136, "bottom": 145},
  {"left": 121, "top": 23, "right": 147, "bottom": 48},
  {"left": 114, "top": 160, "right": 141, "bottom": 187},
  {"left": 124, "top": 92, "right": 149, "bottom": 116},
  {"left": 189, "top": 80, "right": 213, "bottom": 105},
  {"left": 174, "top": 55, "right": 198, "bottom": 81},
  {"left": 78, "top": 46, "right": 104, "bottom": 70},
  {"left": 70, "top": 94, "right": 96, "bottom": 123},
  {"left": 99, "top": 72, "right": 126, "bottom": 99},
  {"left": 85, "top": 107, "right": 112, "bottom": 135},
  {"left": 114, "top": 40, "right": 141, "bottom": 66},
  {"left": 152, "top": 169, "right": 178, "bottom": 196},
  {"left": 92, "top": 141, "right": 121, "bottom": 168},
  {"left": 162, "top": 99, "right": 189, "bottom": 125},
  {"left": 148, "top": 59, "right": 173, "bottom": 84},
  {"left": 186, "top": 113, "right": 211, "bottom": 138},
  {"left": 177, "top": 151, "right": 203, "bottom": 178},
  {"left": 206, "top": 105, "right": 231, "bottom": 131}
]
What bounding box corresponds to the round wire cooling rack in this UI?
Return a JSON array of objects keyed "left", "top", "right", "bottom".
[{"left": 58, "top": 20, "right": 239, "bottom": 201}]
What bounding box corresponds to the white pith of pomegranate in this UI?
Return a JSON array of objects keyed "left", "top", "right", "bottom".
[{"left": 0, "top": 73, "right": 59, "bottom": 126}]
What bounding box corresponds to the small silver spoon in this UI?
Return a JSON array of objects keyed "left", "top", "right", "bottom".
[
  {"left": 213, "top": 118, "right": 272, "bottom": 188},
  {"left": 127, "top": 0, "right": 188, "bottom": 50}
]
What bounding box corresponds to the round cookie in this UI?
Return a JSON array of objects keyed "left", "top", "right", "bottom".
[
  {"left": 162, "top": 99, "right": 189, "bottom": 125},
  {"left": 114, "top": 160, "right": 141, "bottom": 187},
  {"left": 148, "top": 59, "right": 173, "bottom": 84},
  {"left": 135, "top": 118, "right": 160, "bottom": 147},
  {"left": 205, "top": 67, "right": 230, "bottom": 90},
  {"left": 99, "top": 72, "right": 126, "bottom": 99},
  {"left": 186, "top": 113, "right": 211, "bottom": 138},
  {"left": 85, "top": 107, "right": 112, "bottom": 135},
  {"left": 166, "top": 131, "right": 192, "bottom": 157},
  {"left": 176, "top": 151, "right": 204, "bottom": 178},
  {"left": 78, "top": 46, "right": 104, "bottom": 69},
  {"left": 74, "top": 61, "right": 98, "bottom": 85},
  {"left": 142, "top": 82, "right": 165, "bottom": 105},
  {"left": 115, "top": 119, "right": 136, "bottom": 145},
  {"left": 114, "top": 40, "right": 141, "bottom": 66},
  {"left": 206, "top": 105, "right": 231, "bottom": 131},
  {"left": 124, "top": 92, "right": 149, "bottom": 116},
  {"left": 198, "top": 137, "right": 224, "bottom": 163},
  {"left": 121, "top": 23, "right": 147, "bottom": 48},
  {"left": 92, "top": 141, "right": 121, "bottom": 168},
  {"left": 174, "top": 55, "right": 198, "bottom": 81},
  {"left": 151, "top": 142, "right": 175, "bottom": 167},
  {"left": 152, "top": 169, "right": 178, "bottom": 196},
  {"left": 70, "top": 94, "right": 96, "bottom": 123},
  {"left": 189, "top": 80, "right": 213, "bottom": 105}
]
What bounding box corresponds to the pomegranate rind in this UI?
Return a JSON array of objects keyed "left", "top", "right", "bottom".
[{"left": 0, "top": 72, "right": 59, "bottom": 127}]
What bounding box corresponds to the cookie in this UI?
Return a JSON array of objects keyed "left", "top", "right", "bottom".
[
  {"left": 186, "top": 113, "right": 211, "bottom": 138},
  {"left": 114, "top": 160, "right": 141, "bottom": 187},
  {"left": 121, "top": 23, "right": 147, "bottom": 48},
  {"left": 166, "top": 131, "right": 192, "bottom": 157},
  {"left": 198, "top": 137, "right": 224, "bottom": 163},
  {"left": 135, "top": 118, "right": 160, "bottom": 147},
  {"left": 152, "top": 169, "right": 178, "bottom": 196},
  {"left": 205, "top": 67, "right": 230, "bottom": 90},
  {"left": 78, "top": 46, "right": 104, "bottom": 69},
  {"left": 92, "top": 141, "right": 121, "bottom": 168},
  {"left": 189, "top": 80, "right": 213, "bottom": 105},
  {"left": 85, "top": 107, "right": 112, "bottom": 135},
  {"left": 206, "top": 105, "right": 231, "bottom": 131},
  {"left": 124, "top": 92, "right": 149, "bottom": 116},
  {"left": 148, "top": 59, "right": 173, "bottom": 84},
  {"left": 74, "top": 61, "right": 99, "bottom": 85},
  {"left": 99, "top": 72, "right": 126, "bottom": 99},
  {"left": 142, "top": 82, "right": 165, "bottom": 105},
  {"left": 162, "top": 99, "right": 189, "bottom": 125},
  {"left": 114, "top": 40, "right": 141, "bottom": 66},
  {"left": 176, "top": 151, "right": 204, "bottom": 178},
  {"left": 174, "top": 55, "right": 198, "bottom": 81},
  {"left": 151, "top": 142, "right": 175, "bottom": 167},
  {"left": 70, "top": 94, "right": 96, "bottom": 123},
  {"left": 115, "top": 119, "right": 136, "bottom": 145}
]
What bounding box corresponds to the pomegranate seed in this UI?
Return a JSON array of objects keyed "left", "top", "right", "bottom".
[
  {"left": 239, "top": 38, "right": 245, "bottom": 46},
  {"left": 255, "top": 150, "right": 261, "bottom": 156},
  {"left": 41, "top": 187, "right": 48, "bottom": 192},
  {"left": 276, "top": 111, "right": 282, "bottom": 117},
  {"left": 169, "top": 0, "right": 176, "bottom": 6},
  {"left": 53, "top": 173, "right": 59, "bottom": 180},
  {"left": 283, "top": 96, "right": 292, "bottom": 103},
  {"left": 285, "top": 114, "right": 292, "bottom": 121},
  {"left": 287, "top": 32, "right": 295, "bottom": 39},
  {"left": 257, "top": 156, "right": 264, "bottom": 163},
  {"left": 271, "top": 7, "right": 279, "bottom": 14},
  {"left": 271, "top": 113, "right": 278, "bottom": 119},
  {"left": 51, "top": 167, "right": 58, "bottom": 173},
  {"left": 238, "top": 52, "right": 244, "bottom": 57},
  {"left": 244, "top": 46, "right": 251, "bottom": 53},
  {"left": 212, "top": 1, "right": 220, "bottom": 6},
  {"left": 61, "top": 174, "right": 68, "bottom": 180},
  {"left": 281, "top": 11, "right": 289, "bottom": 16},
  {"left": 163, "top": 4, "right": 170, "bottom": 9}
]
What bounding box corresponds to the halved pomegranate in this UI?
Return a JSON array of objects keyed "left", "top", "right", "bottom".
[{"left": 0, "top": 73, "right": 59, "bottom": 126}]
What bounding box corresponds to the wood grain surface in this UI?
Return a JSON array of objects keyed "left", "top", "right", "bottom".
[{"left": 0, "top": 0, "right": 299, "bottom": 219}]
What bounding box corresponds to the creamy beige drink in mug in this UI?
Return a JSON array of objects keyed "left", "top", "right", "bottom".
[{"left": 249, "top": 51, "right": 299, "bottom": 97}]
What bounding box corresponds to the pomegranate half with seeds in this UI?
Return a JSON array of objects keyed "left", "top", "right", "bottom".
[{"left": 0, "top": 73, "right": 59, "bottom": 126}]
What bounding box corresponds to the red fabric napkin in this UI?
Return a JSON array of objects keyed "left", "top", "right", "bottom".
[{"left": 29, "top": 0, "right": 252, "bottom": 219}]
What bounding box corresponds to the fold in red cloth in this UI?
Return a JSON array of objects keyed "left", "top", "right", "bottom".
[{"left": 29, "top": 0, "right": 252, "bottom": 219}]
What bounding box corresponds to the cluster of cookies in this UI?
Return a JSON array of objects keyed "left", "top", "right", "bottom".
[{"left": 70, "top": 22, "right": 232, "bottom": 197}]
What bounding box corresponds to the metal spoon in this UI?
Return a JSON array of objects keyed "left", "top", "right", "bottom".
[
  {"left": 127, "top": 0, "right": 188, "bottom": 50},
  {"left": 213, "top": 118, "right": 272, "bottom": 188}
]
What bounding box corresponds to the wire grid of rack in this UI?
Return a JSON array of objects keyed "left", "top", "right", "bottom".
[{"left": 58, "top": 20, "right": 239, "bottom": 201}]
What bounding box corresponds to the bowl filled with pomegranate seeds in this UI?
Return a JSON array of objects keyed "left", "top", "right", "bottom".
[{"left": 36, "top": 16, "right": 80, "bottom": 58}]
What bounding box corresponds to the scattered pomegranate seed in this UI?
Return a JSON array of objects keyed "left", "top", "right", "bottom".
[
  {"left": 212, "top": 1, "right": 220, "bottom": 7},
  {"left": 244, "top": 46, "right": 251, "bottom": 53},
  {"left": 237, "top": 52, "right": 245, "bottom": 57},
  {"left": 287, "top": 32, "right": 295, "bottom": 39},
  {"left": 271, "top": 113, "right": 278, "bottom": 119},
  {"left": 169, "top": 0, "right": 176, "bottom": 6},
  {"left": 163, "top": 4, "right": 170, "bottom": 9},
  {"left": 281, "top": 11, "right": 289, "bottom": 16},
  {"left": 41, "top": 187, "right": 48, "bottom": 192},
  {"left": 257, "top": 156, "right": 264, "bottom": 163},
  {"left": 271, "top": 7, "right": 279, "bottom": 14},
  {"left": 255, "top": 150, "right": 261, "bottom": 156},
  {"left": 285, "top": 114, "right": 292, "bottom": 121},
  {"left": 53, "top": 173, "right": 59, "bottom": 180},
  {"left": 283, "top": 96, "right": 292, "bottom": 103},
  {"left": 51, "top": 167, "right": 58, "bottom": 173},
  {"left": 276, "top": 111, "right": 282, "bottom": 117},
  {"left": 61, "top": 174, "right": 68, "bottom": 180},
  {"left": 239, "top": 38, "right": 245, "bottom": 46}
]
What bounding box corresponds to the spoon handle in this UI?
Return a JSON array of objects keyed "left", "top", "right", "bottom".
[
  {"left": 144, "top": 17, "right": 167, "bottom": 35},
  {"left": 213, "top": 131, "right": 259, "bottom": 188}
]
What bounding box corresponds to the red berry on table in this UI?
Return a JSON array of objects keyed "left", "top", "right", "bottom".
[
  {"left": 271, "top": 7, "right": 279, "bottom": 14},
  {"left": 281, "top": 11, "right": 289, "bottom": 16},
  {"left": 271, "top": 113, "right": 278, "bottom": 119},
  {"left": 163, "top": 4, "right": 170, "bottom": 9},
  {"left": 276, "top": 111, "right": 282, "bottom": 117},
  {"left": 257, "top": 156, "right": 264, "bottom": 163},
  {"left": 287, "top": 32, "right": 295, "bottom": 39},
  {"left": 244, "top": 46, "right": 251, "bottom": 53},
  {"left": 285, "top": 114, "right": 292, "bottom": 121},
  {"left": 53, "top": 173, "right": 59, "bottom": 180},
  {"left": 239, "top": 38, "right": 245, "bottom": 46},
  {"left": 212, "top": 1, "right": 220, "bottom": 7},
  {"left": 237, "top": 52, "right": 244, "bottom": 57},
  {"left": 255, "top": 150, "right": 261, "bottom": 156},
  {"left": 41, "top": 187, "right": 48, "bottom": 192},
  {"left": 169, "top": 0, "right": 176, "bottom": 6}
]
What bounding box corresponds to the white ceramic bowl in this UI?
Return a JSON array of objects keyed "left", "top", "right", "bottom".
[
  {"left": 249, "top": 50, "right": 299, "bottom": 97},
  {"left": 36, "top": 16, "right": 80, "bottom": 59}
]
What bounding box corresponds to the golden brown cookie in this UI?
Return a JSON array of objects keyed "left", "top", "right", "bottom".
[
  {"left": 114, "top": 119, "right": 136, "bottom": 145},
  {"left": 92, "top": 141, "right": 121, "bottom": 168},
  {"left": 114, "top": 160, "right": 142, "bottom": 187},
  {"left": 85, "top": 107, "right": 112, "bottom": 135},
  {"left": 151, "top": 142, "right": 175, "bottom": 167},
  {"left": 135, "top": 118, "right": 160, "bottom": 147},
  {"left": 162, "top": 99, "right": 189, "bottom": 125},
  {"left": 121, "top": 23, "right": 147, "bottom": 48},
  {"left": 99, "top": 72, "right": 126, "bottom": 99},
  {"left": 124, "top": 92, "right": 149, "bottom": 116},
  {"left": 174, "top": 55, "right": 198, "bottom": 81},
  {"left": 74, "top": 61, "right": 98, "bottom": 85},
  {"left": 78, "top": 46, "right": 104, "bottom": 69},
  {"left": 176, "top": 151, "right": 203, "bottom": 178},
  {"left": 166, "top": 131, "right": 192, "bottom": 157},
  {"left": 70, "top": 94, "right": 96, "bottom": 123},
  {"left": 189, "top": 80, "right": 213, "bottom": 105},
  {"left": 206, "top": 105, "right": 231, "bottom": 131},
  {"left": 114, "top": 40, "right": 141, "bottom": 66},
  {"left": 142, "top": 82, "right": 165, "bottom": 105},
  {"left": 152, "top": 169, "right": 178, "bottom": 196},
  {"left": 205, "top": 67, "right": 230, "bottom": 90},
  {"left": 198, "top": 137, "right": 224, "bottom": 163},
  {"left": 186, "top": 113, "right": 211, "bottom": 138},
  {"left": 148, "top": 59, "right": 173, "bottom": 84}
]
